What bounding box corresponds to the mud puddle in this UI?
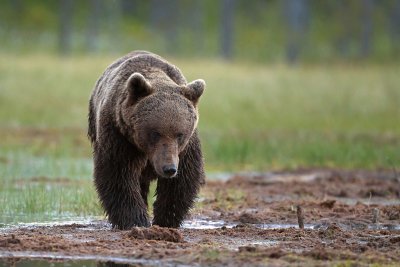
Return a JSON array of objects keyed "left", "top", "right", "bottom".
[
  {"left": 0, "top": 252, "right": 164, "bottom": 266},
  {"left": 1, "top": 169, "right": 400, "bottom": 266},
  {"left": 10, "top": 218, "right": 398, "bottom": 233},
  {"left": 1, "top": 217, "right": 333, "bottom": 231}
]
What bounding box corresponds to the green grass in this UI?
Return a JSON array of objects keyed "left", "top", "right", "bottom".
[
  {"left": 0, "top": 53, "right": 399, "bottom": 222},
  {"left": 0, "top": 180, "right": 101, "bottom": 223},
  {"left": 0, "top": 154, "right": 101, "bottom": 224}
]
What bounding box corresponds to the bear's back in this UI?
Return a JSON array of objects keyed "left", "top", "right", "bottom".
[{"left": 93, "top": 51, "right": 187, "bottom": 102}]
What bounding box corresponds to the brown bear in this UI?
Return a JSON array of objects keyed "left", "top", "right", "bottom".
[{"left": 88, "top": 51, "right": 205, "bottom": 230}]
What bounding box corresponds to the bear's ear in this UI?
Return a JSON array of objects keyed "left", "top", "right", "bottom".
[
  {"left": 183, "top": 79, "right": 205, "bottom": 106},
  {"left": 126, "top": 73, "right": 154, "bottom": 105}
]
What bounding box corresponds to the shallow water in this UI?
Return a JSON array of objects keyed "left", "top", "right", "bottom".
[
  {"left": 0, "top": 252, "right": 166, "bottom": 266},
  {"left": 2, "top": 216, "right": 398, "bottom": 233},
  {"left": 182, "top": 218, "right": 235, "bottom": 229},
  {"left": 0, "top": 216, "right": 312, "bottom": 231},
  {"left": 0, "top": 216, "right": 107, "bottom": 231}
]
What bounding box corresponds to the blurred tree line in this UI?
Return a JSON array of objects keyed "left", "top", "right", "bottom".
[{"left": 1, "top": 0, "right": 400, "bottom": 63}]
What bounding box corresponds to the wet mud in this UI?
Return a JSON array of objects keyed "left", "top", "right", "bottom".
[{"left": 1, "top": 169, "right": 400, "bottom": 266}]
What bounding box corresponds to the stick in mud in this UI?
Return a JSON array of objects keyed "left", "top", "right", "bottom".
[
  {"left": 297, "top": 205, "right": 304, "bottom": 229},
  {"left": 372, "top": 208, "right": 380, "bottom": 224}
]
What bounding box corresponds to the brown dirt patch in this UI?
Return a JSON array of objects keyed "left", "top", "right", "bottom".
[
  {"left": 128, "top": 226, "right": 183, "bottom": 243},
  {"left": 1, "top": 169, "right": 399, "bottom": 266}
]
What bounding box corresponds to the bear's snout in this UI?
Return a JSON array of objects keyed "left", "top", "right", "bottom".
[
  {"left": 162, "top": 164, "right": 177, "bottom": 177},
  {"left": 151, "top": 141, "right": 179, "bottom": 178}
]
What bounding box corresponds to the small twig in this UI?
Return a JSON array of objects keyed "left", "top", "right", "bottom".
[
  {"left": 367, "top": 191, "right": 372, "bottom": 207},
  {"left": 372, "top": 208, "right": 380, "bottom": 224},
  {"left": 297, "top": 205, "right": 304, "bottom": 229},
  {"left": 392, "top": 166, "right": 399, "bottom": 181}
]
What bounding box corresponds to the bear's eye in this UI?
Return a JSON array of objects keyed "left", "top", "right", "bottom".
[
  {"left": 149, "top": 131, "right": 161, "bottom": 143},
  {"left": 176, "top": 133, "right": 184, "bottom": 143}
]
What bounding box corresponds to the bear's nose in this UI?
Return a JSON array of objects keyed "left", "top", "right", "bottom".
[{"left": 162, "top": 164, "right": 177, "bottom": 177}]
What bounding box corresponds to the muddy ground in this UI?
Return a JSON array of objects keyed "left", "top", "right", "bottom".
[{"left": 1, "top": 169, "right": 400, "bottom": 266}]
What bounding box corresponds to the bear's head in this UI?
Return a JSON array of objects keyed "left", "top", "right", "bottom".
[{"left": 122, "top": 72, "right": 205, "bottom": 178}]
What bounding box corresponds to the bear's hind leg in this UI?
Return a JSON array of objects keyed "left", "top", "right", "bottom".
[
  {"left": 140, "top": 164, "right": 157, "bottom": 207},
  {"left": 140, "top": 179, "right": 150, "bottom": 207}
]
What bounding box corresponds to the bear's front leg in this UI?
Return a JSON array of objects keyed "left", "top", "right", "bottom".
[
  {"left": 93, "top": 143, "right": 150, "bottom": 230},
  {"left": 152, "top": 135, "right": 204, "bottom": 228}
]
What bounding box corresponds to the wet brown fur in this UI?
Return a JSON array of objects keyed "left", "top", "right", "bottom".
[{"left": 88, "top": 51, "right": 205, "bottom": 230}]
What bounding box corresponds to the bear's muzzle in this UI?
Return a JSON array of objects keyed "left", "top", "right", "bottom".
[{"left": 162, "top": 164, "right": 177, "bottom": 177}]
